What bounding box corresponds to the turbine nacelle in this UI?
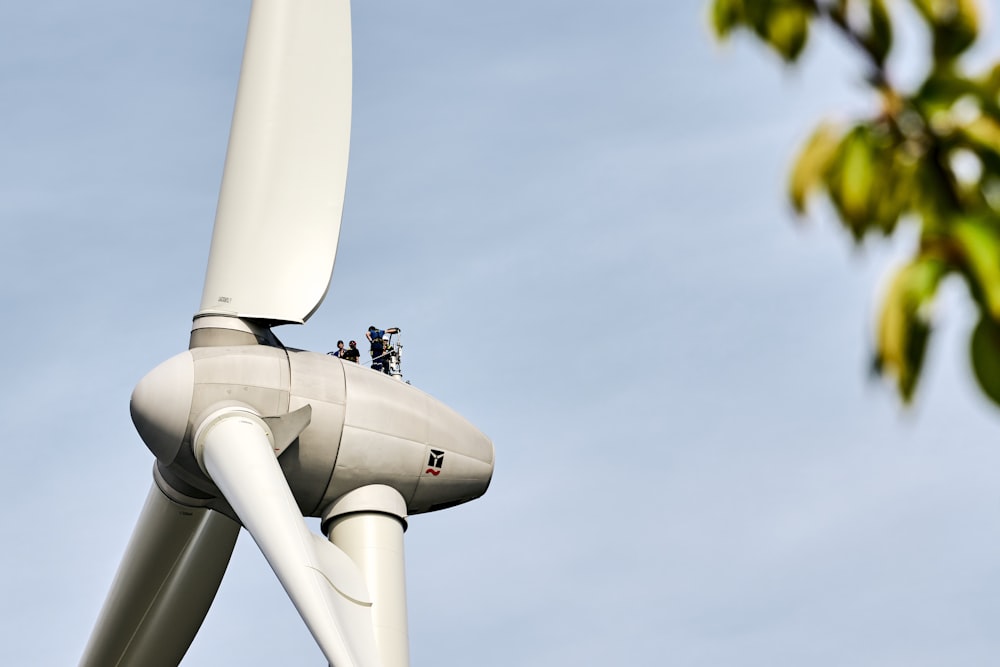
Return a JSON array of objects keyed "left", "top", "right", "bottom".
[{"left": 130, "top": 324, "right": 494, "bottom": 520}]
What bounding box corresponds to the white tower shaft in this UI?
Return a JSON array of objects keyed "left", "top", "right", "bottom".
[{"left": 326, "top": 486, "right": 411, "bottom": 667}]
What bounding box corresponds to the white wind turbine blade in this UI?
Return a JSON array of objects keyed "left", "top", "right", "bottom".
[
  {"left": 79, "top": 485, "right": 240, "bottom": 667},
  {"left": 197, "top": 411, "right": 380, "bottom": 667},
  {"left": 199, "top": 0, "right": 352, "bottom": 324}
]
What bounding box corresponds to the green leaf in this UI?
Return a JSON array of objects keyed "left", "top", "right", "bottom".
[
  {"left": 917, "top": 69, "right": 977, "bottom": 117},
  {"left": 875, "top": 255, "right": 947, "bottom": 400},
  {"left": 789, "top": 122, "right": 844, "bottom": 214},
  {"left": 867, "top": 0, "right": 894, "bottom": 66},
  {"left": 841, "top": 130, "right": 875, "bottom": 219},
  {"left": 970, "top": 314, "right": 1000, "bottom": 406},
  {"left": 711, "top": 0, "right": 746, "bottom": 38},
  {"left": 763, "top": 5, "right": 811, "bottom": 62},
  {"left": 826, "top": 126, "right": 877, "bottom": 237},
  {"left": 960, "top": 115, "right": 1000, "bottom": 155},
  {"left": 952, "top": 216, "right": 1000, "bottom": 318},
  {"left": 871, "top": 152, "right": 918, "bottom": 234},
  {"left": 709, "top": 1, "right": 819, "bottom": 63},
  {"left": 806, "top": 116, "right": 923, "bottom": 240},
  {"left": 911, "top": 0, "right": 980, "bottom": 61},
  {"left": 981, "top": 63, "right": 1000, "bottom": 105}
]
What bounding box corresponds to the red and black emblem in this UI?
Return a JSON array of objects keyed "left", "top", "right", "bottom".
[{"left": 425, "top": 449, "right": 444, "bottom": 476}]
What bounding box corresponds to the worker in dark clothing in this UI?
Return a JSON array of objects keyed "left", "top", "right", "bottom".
[{"left": 342, "top": 340, "right": 360, "bottom": 363}]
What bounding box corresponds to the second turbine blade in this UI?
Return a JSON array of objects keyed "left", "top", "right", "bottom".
[{"left": 80, "top": 484, "right": 240, "bottom": 667}]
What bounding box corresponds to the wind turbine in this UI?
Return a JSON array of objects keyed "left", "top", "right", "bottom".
[{"left": 79, "top": 2, "right": 494, "bottom": 666}]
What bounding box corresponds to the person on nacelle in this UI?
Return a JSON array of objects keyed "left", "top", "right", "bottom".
[
  {"left": 342, "top": 340, "right": 360, "bottom": 363},
  {"left": 367, "top": 325, "right": 399, "bottom": 373}
]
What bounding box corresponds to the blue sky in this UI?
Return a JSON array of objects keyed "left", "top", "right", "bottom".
[{"left": 4, "top": 1, "right": 1000, "bottom": 665}]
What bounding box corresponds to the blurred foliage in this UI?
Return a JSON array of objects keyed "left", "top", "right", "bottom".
[{"left": 711, "top": 0, "right": 1000, "bottom": 406}]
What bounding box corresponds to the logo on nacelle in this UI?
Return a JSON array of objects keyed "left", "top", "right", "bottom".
[{"left": 425, "top": 449, "right": 444, "bottom": 476}]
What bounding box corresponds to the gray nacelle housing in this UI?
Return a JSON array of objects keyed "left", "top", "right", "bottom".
[{"left": 130, "top": 345, "right": 494, "bottom": 517}]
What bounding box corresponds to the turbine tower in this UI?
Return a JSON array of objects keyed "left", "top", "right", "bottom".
[{"left": 79, "top": 2, "right": 494, "bottom": 665}]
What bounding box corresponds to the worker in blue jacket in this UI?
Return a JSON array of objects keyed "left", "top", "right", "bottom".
[{"left": 367, "top": 325, "right": 399, "bottom": 373}]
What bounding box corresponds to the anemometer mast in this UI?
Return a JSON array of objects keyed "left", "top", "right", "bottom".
[{"left": 382, "top": 329, "right": 404, "bottom": 380}]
